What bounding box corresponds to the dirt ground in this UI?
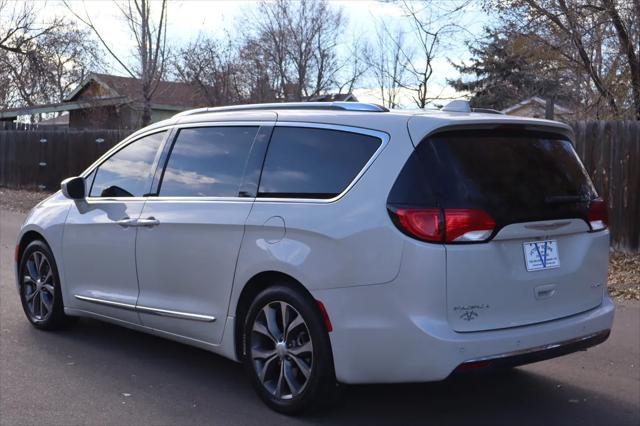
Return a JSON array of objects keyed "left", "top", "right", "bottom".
[
  {"left": 0, "top": 187, "right": 53, "bottom": 214},
  {"left": 2, "top": 187, "right": 638, "bottom": 300}
]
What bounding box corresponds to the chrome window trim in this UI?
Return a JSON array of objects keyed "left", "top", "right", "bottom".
[
  {"left": 80, "top": 121, "right": 388, "bottom": 204},
  {"left": 143, "top": 196, "right": 253, "bottom": 203},
  {"left": 80, "top": 126, "right": 174, "bottom": 180},
  {"left": 82, "top": 197, "right": 149, "bottom": 203},
  {"left": 256, "top": 122, "right": 390, "bottom": 204},
  {"left": 74, "top": 294, "right": 215, "bottom": 322},
  {"left": 83, "top": 128, "right": 173, "bottom": 199},
  {"left": 170, "top": 121, "right": 269, "bottom": 130}
]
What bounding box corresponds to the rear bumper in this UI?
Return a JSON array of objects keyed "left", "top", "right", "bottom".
[
  {"left": 314, "top": 277, "right": 615, "bottom": 384},
  {"left": 452, "top": 329, "right": 610, "bottom": 373}
]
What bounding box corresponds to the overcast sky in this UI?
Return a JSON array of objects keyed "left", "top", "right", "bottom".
[{"left": 52, "top": 0, "right": 491, "bottom": 107}]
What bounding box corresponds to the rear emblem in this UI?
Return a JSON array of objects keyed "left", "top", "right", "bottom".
[
  {"left": 460, "top": 311, "right": 478, "bottom": 321},
  {"left": 454, "top": 304, "right": 489, "bottom": 321}
]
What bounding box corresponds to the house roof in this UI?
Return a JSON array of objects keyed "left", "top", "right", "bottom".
[
  {"left": 502, "top": 96, "right": 573, "bottom": 115},
  {"left": 0, "top": 97, "right": 128, "bottom": 119},
  {"left": 66, "top": 73, "right": 210, "bottom": 109}
]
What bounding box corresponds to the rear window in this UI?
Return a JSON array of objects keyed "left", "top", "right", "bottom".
[
  {"left": 258, "top": 127, "right": 381, "bottom": 199},
  {"left": 416, "top": 129, "right": 597, "bottom": 225}
]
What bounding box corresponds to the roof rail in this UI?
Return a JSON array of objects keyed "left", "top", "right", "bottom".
[{"left": 175, "top": 101, "right": 389, "bottom": 118}]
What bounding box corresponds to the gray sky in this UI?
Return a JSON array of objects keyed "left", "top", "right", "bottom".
[{"left": 54, "top": 0, "right": 491, "bottom": 107}]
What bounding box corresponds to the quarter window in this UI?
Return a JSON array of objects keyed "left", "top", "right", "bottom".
[
  {"left": 258, "top": 127, "right": 381, "bottom": 199},
  {"left": 90, "top": 131, "right": 165, "bottom": 197},
  {"left": 159, "top": 126, "right": 258, "bottom": 197}
]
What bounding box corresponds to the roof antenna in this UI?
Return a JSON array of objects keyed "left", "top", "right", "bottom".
[{"left": 441, "top": 100, "right": 471, "bottom": 113}]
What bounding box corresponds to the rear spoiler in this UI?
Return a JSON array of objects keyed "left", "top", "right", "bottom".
[{"left": 407, "top": 116, "right": 573, "bottom": 148}]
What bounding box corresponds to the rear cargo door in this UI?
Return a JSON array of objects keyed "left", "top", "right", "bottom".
[{"left": 416, "top": 128, "right": 608, "bottom": 332}]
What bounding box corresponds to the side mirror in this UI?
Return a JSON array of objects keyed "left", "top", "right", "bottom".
[{"left": 61, "top": 176, "right": 86, "bottom": 200}]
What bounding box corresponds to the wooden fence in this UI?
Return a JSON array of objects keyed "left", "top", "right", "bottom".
[
  {"left": 572, "top": 121, "right": 640, "bottom": 252},
  {"left": 0, "top": 121, "right": 638, "bottom": 251},
  {"left": 0, "top": 129, "right": 132, "bottom": 192}
]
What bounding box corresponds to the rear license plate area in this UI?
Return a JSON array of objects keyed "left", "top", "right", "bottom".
[{"left": 523, "top": 240, "right": 560, "bottom": 271}]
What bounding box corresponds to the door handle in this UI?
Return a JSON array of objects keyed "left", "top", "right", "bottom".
[
  {"left": 137, "top": 217, "right": 160, "bottom": 227},
  {"left": 116, "top": 217, "right": 138, "bottom": 228}
]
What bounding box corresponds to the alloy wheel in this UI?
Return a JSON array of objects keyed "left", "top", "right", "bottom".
[
  {"left": 22, "top": 250, "right": 55, "bottom": 322},
  {"left": 251, "top": 300, "right": 314, "bottom": 400}
]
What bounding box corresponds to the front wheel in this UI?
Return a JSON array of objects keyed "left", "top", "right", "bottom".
[
  {"left": 18, "top": 240, "right": 74, "bottom": 330},
  {"left": 242, "top": 285, "right": 337, "bottom": 414}
]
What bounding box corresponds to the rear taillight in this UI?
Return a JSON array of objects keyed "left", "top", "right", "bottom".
[
  {"left": 394, "top": 208, "right": 442, "bottom": 242},
  {"left": 390, "top": 207, "right": 495, "bottom": 243},
  {"left": 588, "top": 198, "right": 608, "bottom": 231},
  {"left": 444, "top": 209, "right": 496, "bottom": 242}
]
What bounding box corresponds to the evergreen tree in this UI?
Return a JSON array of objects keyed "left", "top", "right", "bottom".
[{"left": 449, "top": 27, "right": 576, "bottom": 111}]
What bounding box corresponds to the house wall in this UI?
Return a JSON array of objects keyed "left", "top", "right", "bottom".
[
  {"left": 151, "top": 108, "right": 180, "bottom": 123},
  {"left": 126, "top": 108, "right": 184, "bottom": 128},
  {"left": 505, "top": 103, "right": 571, "bottom": 122},
  {"left": 505, "top": 104, "right": 546, "bottom": 118},
  {"left": 68, "top": 81, "right": 190, "bottom": 129},
  {"left": 69, "top": 105, "right": 136, "bottom": 129}
]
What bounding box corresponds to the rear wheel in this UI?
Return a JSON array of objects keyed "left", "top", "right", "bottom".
[
  {"left": 18, "top": 240, "right": 74, "bottom": 330},
  {"left": 242, "top": 284, "right": 337, "bottom": 414}
]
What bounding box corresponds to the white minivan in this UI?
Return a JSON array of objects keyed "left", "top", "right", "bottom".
[{"left": 16, "top": 102, "right": 613, "bottom": 413}]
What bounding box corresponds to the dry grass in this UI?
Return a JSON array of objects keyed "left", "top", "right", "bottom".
[{"left": 608, "top": 251, "right": 640, "bottom": 301}]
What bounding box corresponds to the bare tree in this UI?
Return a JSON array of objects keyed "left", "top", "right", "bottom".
[
  {"left": 0, "top": 11, "right": 101, "bottom": 110},
  {"left": 0, "top": 0, "right": 62, "bottom": 55},
  {"left": 601, "top": 0, "right": 640, "bottom": 119},
  {"left": 237, "top": 37, "right": 280, "bottom": 103},
  {"left": 398, "top": 1, "right": 469, "bottom": 108},
  {"left": 488, "top": 0, "right": 640, "bottom": 119},
  {"left": 365, "top": 1, "right": 470, "bottom": 109},
  {"left": 368, "top": 25, "right": 411, "bottom": 109},
  {"left": 250, "top": 0, "right": 345, "bottom": 101},
  {"left": 0, "top": 51, "right": 11, "bottom": 108},
  {"left": 172, "top": 35, "right": 244, "bottom": 106},
  {"left": 335, "top": 35, "right": 369, "bottom": 96},
  {"left": 66, "top": 0, "right": 168, "bottom": 125},
  {"left": 40, "top": 24, "right": 101, "bottom": 103}
]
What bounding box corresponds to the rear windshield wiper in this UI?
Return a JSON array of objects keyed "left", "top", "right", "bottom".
[{"left": 544, "top": 195, "right": 588, "bottom": 204}]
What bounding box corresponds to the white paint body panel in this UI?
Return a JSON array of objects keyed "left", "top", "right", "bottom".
[
  {"left": 446, "top": 219, "right": 608, "bottom": 332},
  {"left": 15, "top": 107, "right": 614, "bottom": 385},
  {"left": 62, "top": 199, "right": 145, "bottom": 324},
  {"left": 135, "top": 199, "right": 253, "bottom": 344}
]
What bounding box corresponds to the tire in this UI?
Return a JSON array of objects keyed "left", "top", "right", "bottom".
[
  {"left": 242, "top": 284, "right": 338, "bottom": 414},
  {"left": 18, "top": 240, "right": 74, "bottom": 330}
]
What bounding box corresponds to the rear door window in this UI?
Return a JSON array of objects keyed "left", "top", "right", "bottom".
[
  {"left": 258, "top": 127, "right": 381, "bottom": 199},
  {"left": 418, "top": 129, "right": 597, "bottom": 225},
  {"left": 159, "top": 126, "right": 258, "bottom": 197}
]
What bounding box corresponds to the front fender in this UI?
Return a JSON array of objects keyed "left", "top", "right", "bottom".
[{"left": 16, "top": 192, "right": 72, "bottom": 292}]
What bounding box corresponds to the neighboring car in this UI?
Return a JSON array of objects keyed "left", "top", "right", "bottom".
[{"left": 15, "top": 101, "right": 614, "bottom": 414}]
